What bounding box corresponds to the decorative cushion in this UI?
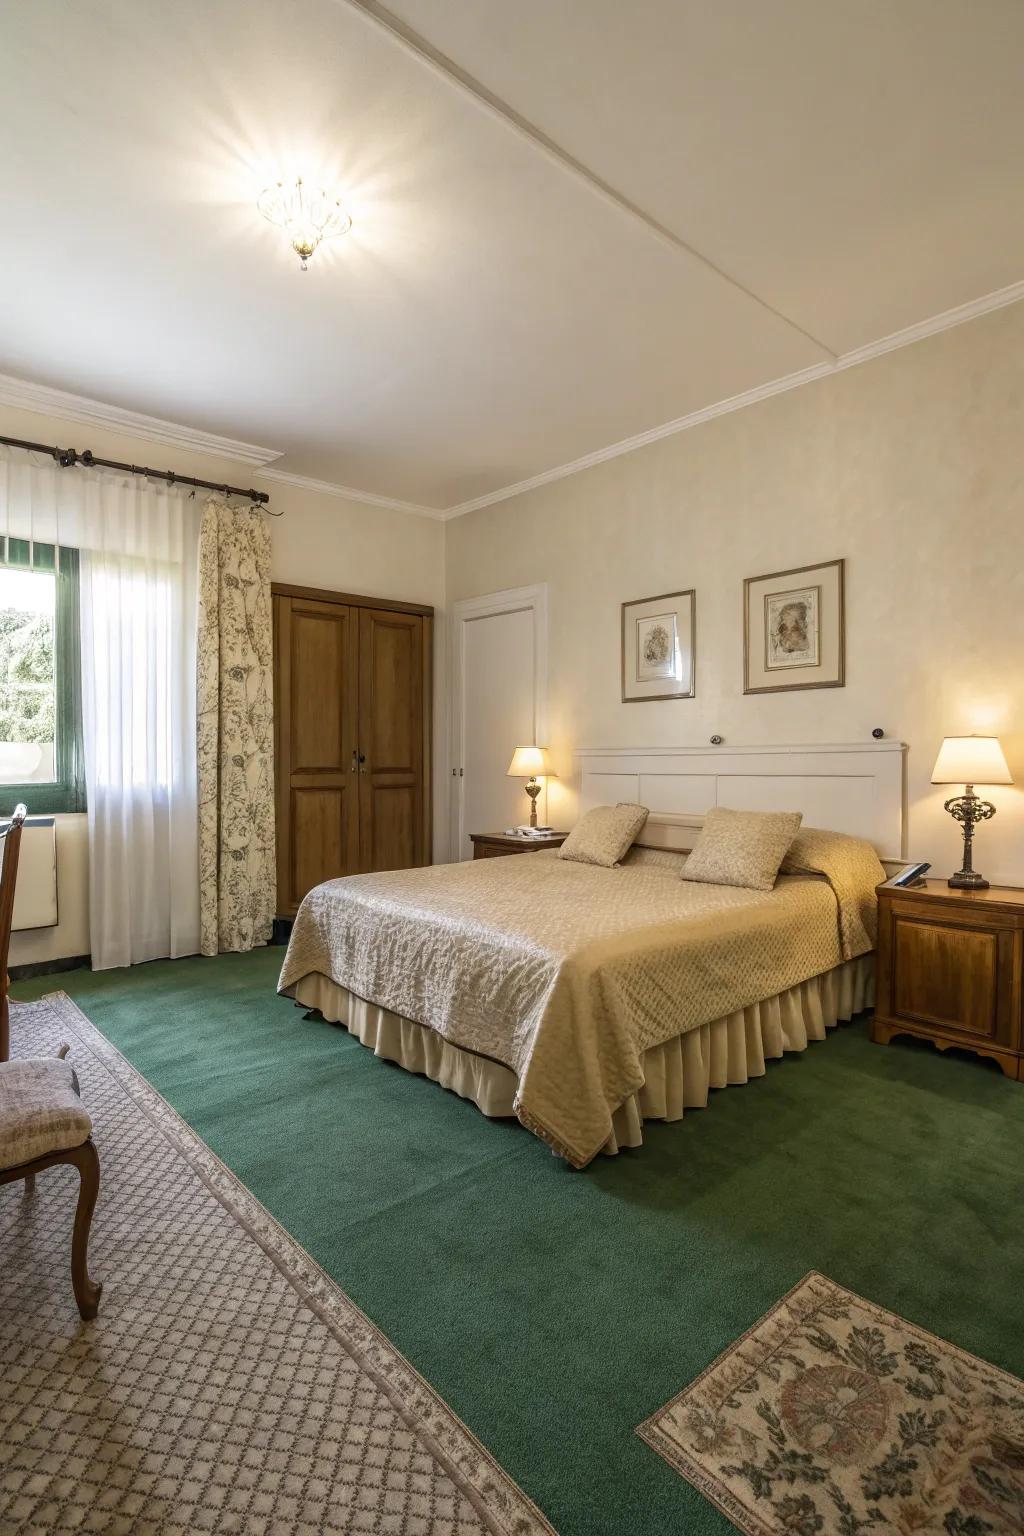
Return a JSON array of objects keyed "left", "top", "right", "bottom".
[
  {"left": 681, "top": 807, "right": 803, "bottom": 892},
  {"left": 0, "top": 1057, "right": 92, "bottom": 1170},
  {"left": 558, "top": 803, "right": 649, "bottom": 868}
]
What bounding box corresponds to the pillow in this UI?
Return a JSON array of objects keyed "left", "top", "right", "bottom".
[
  {"left": 557, "top": 803, "right": 648, "bottom": 868},
  {"left": 681, "top": 807, "right": 802, "bottom": 891}
]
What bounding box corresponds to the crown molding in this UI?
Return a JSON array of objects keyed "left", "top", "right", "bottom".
[
  {"left": 254, "top": 465, "right": 444, "bottom": 519},
  {"left": 442, "top": 278, "right": 1024, "bottom": 518},
  {"left": 831, "top": 278, "right": 1024, "bottom": 370},
  {"left": 3, "top": 276, "right": 1021, "bottom": 522},
  {"left": 0, "top": 372, "right": 283, "bottom": 468},
  {"left": 0, "top": 370, "right": 445, "bottom": 517},
  {"left": 440, "top": 364, "right": 835, "bottom": 517}
]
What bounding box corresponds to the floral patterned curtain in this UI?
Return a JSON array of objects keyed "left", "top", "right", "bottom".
[{"left": 197, "top": 498, "right": 275, "bottom": 954}]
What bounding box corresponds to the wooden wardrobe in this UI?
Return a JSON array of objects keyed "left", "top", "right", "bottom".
[{"left": 273, "top": 583, "right": 433, "bottom": 917}]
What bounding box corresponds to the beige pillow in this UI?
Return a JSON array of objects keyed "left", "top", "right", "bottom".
[
  {"left": 681, "top": 807, "right": 802, "bottom": 891},
  {"left": 558, "top": 803, "right": 648, "bottom": 868}
]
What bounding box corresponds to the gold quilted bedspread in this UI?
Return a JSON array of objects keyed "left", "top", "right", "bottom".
[{"left": 278, "top": 835, "right": 883, "bottom": 1167}]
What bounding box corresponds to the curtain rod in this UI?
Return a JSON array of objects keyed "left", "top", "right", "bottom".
[{"left": 0, "top": 432, "right": 275, "bottom": 509}]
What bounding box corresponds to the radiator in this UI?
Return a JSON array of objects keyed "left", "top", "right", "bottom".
[{"left": 4, "top": 815, "right": 58, "bottom": 931}]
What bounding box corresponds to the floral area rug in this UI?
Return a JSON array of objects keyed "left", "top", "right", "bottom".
[
  {"left": 0, "top": 994, "right": 554, "bottom": 1536},
  {"left": 639, "top": 1271, "right": 1024, "bottom": 1536}
]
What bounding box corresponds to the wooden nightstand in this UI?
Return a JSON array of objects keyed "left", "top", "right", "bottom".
[
  {"left": 872, "top": 879, "right": 1024, "bottom": 1079},
  {"left": 470, "top": 832, "right": 567, "bottom": 860}
]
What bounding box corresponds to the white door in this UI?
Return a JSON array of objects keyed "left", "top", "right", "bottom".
[{"left": 450, "top": 586, "right": 548, "bottom": 860}]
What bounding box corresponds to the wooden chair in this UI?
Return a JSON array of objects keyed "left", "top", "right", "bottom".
[
  {"left": 0, "top": 802, "right": 26, "bottom": 1064},
  {"left": 0, "top": 804, "right": 102, "bottom": 1319}
]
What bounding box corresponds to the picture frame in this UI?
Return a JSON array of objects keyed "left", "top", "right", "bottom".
[
  {"left": 621, "top": 589, "right": 695, "bottom": 702},
  {"left": 743, "top": 558, "right": 844, "bottom": 694}
]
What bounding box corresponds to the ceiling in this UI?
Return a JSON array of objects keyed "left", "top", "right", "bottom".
[{"left": 1, "top": 0, "right": 1021, "bottom": 513}]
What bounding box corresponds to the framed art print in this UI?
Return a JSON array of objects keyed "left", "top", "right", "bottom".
[
  {"left": 743, "top": 558, "right": 844, "bottom": 693},
  {"left": 622, "top": 589, "right": 695, "bottom": 702}
]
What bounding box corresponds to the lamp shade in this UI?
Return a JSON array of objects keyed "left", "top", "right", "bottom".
[
  {"left": 506, "top": 745, "right": 552, "bottom": 779},
  {"left": 931, "top": 735, "right": 1013, "bottom": 786}
]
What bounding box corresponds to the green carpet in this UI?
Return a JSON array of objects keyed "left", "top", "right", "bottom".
[{"left": 13, "top": 952, "right": 1024, "bottom": 1535}]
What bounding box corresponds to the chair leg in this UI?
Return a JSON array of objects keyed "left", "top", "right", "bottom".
[
  {"left": 69, "top": 1140, "right": 102, "bottom": 1320},
  {"left": 23, "top": 1171, "right": 35, "bottom": 1197}
]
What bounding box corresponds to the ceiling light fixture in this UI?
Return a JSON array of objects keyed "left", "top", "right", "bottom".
[{"left": 257, "top": 177, "right": 351, "bottom": 270}]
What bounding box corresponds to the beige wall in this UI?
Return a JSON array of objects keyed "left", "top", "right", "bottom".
[
  {"left": 9, "top": 299, "right": 1024, "bottom": 966},
  {"left": 1, "top": 400, "right": 445, "bottom": 965},
  {"left": 446, "top": 301, "right": 1024, "bottom": 884}
]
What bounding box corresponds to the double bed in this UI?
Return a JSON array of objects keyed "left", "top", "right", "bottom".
[{"left": 279, "top": 744, "right": 903, "bottom": 1167}]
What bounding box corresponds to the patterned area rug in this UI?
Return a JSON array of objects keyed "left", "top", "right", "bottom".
[
  {"left": 0, "top": 994, "right": 554, "bottom": 1536},
  {"left": 639, "top": 1271, "right": 1024, "bottom": 1536}
]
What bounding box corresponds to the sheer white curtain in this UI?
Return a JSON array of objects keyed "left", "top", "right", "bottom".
[
  {"left": 80, "top": 524, "right": 201, "bottom": 968},
  {"left": 0, "top": 447, "right": 203, "bottom": 968}
]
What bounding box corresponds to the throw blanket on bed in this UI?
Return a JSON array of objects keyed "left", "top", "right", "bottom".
[
  {"left": 781, "top": 827, "right": 884, "bottom": 958},
  {"left": 279, "top": 835, "right": 884, "bottom": 1168}
]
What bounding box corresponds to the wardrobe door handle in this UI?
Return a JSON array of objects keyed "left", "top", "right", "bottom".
[{"left": 350, "top": 750, "right": 358, "bottom": 773}]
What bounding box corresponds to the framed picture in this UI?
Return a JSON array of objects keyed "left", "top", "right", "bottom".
[
  {"left": 743, "top": 558, "right": 844, "bottom": 694},
  {"left": 622, "top": 589, "right": 695, "bottom": 702}
]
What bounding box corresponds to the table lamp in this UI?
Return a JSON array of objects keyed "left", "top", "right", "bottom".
[
  {"left": 931, "top": 735, "right": 1013, "bottom": 889},
  {"left": 506, "top": 746, "right": 553, "bottom": 827}
]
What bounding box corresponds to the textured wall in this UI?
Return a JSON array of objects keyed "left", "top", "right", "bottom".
[
  {"left": 446, "top": 301, "right": 1024, "bottom": 883},
  {"left": 8, "top": 299, "right": 1024, "bottom": 969}
]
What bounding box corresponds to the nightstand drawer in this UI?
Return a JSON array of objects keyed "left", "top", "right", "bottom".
[
  {"left": 470, "top": 832, "right": 567, "bottom": 859},
  {"left": 893, "top": 916, "right": 1001, "bottom": 1040}
]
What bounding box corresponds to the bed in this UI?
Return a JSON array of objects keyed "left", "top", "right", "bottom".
[{"left": 279, "top": 743, "right": 905, "bottom": 1167}]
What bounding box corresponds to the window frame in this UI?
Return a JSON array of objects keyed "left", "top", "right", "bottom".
[{"left": 0, "top": 539, "right": 86, "bottom": 816}]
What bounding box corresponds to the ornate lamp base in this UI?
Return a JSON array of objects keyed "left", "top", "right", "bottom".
[
  {"left": 525, "top": 778, "right": 542, "bottom": 828},
  {"left": 948, "top": 868, "right": 990, "bottom": 891},
  {"left": 944, "top": 786, "right": 995, "bottom": 891}
]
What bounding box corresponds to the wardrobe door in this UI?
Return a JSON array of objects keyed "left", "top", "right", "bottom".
[
  {"left": 274, "top": 595, "right": 360, "bottom": 915},
  {"left": 357, "top": 608, "right": 428, "bottom": 872}
]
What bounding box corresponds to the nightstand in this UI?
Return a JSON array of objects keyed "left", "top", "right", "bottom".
[
  {"left": 470, "top": 832, "right": 567, "bottom": 860},
  {"left": 872, "top": 879, "right": 1024, "bottom": 1079}
]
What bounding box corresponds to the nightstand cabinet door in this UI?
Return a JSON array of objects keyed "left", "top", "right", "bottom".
[
  {"left": 874, "top": 885, "right": 1024, "bottom": 1077},
  {"left": 891, "top": 915, "right": 1012, "bottom": 1044}
]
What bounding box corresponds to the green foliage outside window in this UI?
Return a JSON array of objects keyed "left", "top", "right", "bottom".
[
  {"left": 0, "top": 538, "right": 85, "bottom": 816},
  {"left": 0, "top": 608, "right": 56, "bottom": 745}
]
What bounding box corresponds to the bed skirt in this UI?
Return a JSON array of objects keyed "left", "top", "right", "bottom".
[{"left": 290, "top": 955, "right": 874, "bottom": 1156}]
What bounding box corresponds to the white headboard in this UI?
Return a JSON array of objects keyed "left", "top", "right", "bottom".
[{"left": 575, "top": 742, "right": 907, "bottom": 861}]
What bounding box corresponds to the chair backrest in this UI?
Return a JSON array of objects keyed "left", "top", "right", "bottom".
[{"left": 0, "top": 803, "right": 27, "bottom": 995}]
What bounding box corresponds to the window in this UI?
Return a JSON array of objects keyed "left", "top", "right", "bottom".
[{"left": 0, "top": 538, "right": 85, "bottom": 814}]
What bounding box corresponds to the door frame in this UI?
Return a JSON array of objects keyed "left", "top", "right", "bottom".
[{"left": 447, "top": 583, "right": 548, "bottom": 863}]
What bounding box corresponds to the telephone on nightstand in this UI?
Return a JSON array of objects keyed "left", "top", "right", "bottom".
[{"left": 885, "top": 862, "right": 931, "bottom": 889}]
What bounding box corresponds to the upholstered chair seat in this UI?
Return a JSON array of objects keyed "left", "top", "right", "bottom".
[
  {"left": 0, "top": 808, "right": 103, "bottom": 1320},
  {"left": 0, "top": 1056, "right": 93, "bottom": 1169}
]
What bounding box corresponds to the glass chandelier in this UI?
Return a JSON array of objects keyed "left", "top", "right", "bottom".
[{"left": 257, "top": 178, "right": 351, "bottom": 270}]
